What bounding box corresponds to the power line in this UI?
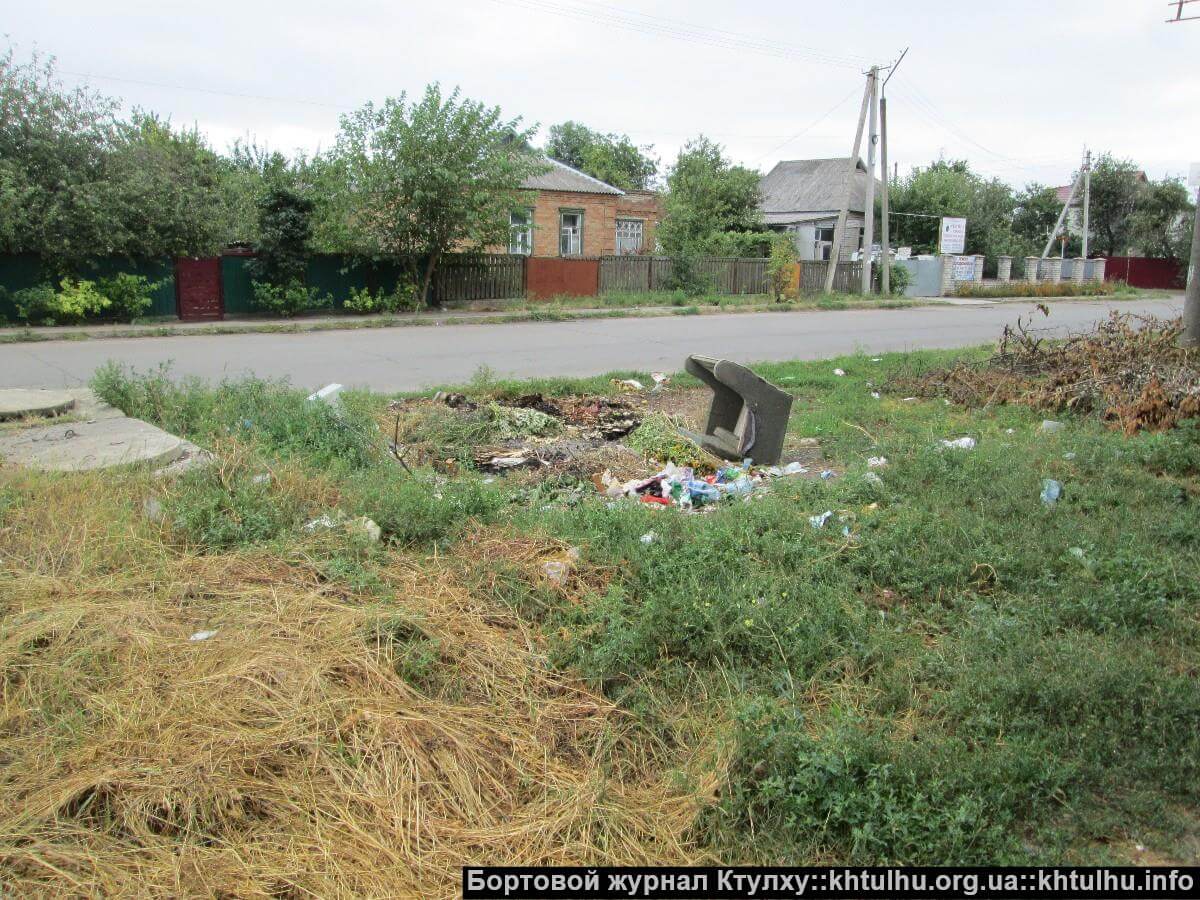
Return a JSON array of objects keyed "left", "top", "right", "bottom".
[
  {"left": 59, "top": 69, "right": 354, "bottom": 111},
  {"left": 752, "top": 85, "right": 861, "bottom": 165},
  {"left": 481, "top": 0, "right": 873, "bottom": 68}
]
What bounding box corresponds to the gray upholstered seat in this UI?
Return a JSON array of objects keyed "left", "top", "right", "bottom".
[{"left": 683, "top": 355, "right": 794, "bottom": 465}]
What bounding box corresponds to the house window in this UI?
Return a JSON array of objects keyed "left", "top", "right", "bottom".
[
  {"left": 815, "top": 226, "right": 835, "bottom": 261},
  {"left": 615, "top": 218, "right": 644, "bottom": 255},
  {"left": 559, "top": 210, "right": 583, "bottom": 256},
  {"left": 509, "top": 209, "right": 533, "bottom": 255}
]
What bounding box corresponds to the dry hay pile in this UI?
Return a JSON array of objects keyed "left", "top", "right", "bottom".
[
  {"left": 0, "top": 473, "right": 720, "bottom": 897},
  {"left": 895, "top": 311, "right": 1200, "bottom": 434}
]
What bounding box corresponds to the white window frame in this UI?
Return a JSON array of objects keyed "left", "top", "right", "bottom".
[
  {"left": 509, "top": 209, "right": 533, "bottom": 255},
  {"left": 615, "top": 217, "right": 644, "bottom": 255},
  {"left": 559, "top": 209, "right": 583, "bottom": 257},
  {"left": 815, "top": 225, "right": 835, "bottom": 261}
]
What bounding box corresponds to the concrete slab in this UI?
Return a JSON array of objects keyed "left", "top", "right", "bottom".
[
  {"left": 0, "top": 389, "right": 76, "bottom": 420},
  {"left": 0, "top": 417, "right": 187, "bottom": 472}
]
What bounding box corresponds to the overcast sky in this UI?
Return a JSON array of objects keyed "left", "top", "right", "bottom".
[{"left": 6, "top": 0, "right": 1198, "bottom": 189}]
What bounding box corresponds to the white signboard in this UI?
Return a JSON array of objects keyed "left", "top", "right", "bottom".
[
  {"left": 952, "top": 256, "right": 976, "bottom": 281},
  {"left": 1189, "top": 162, "right": 1200, "bottom": 190},
  {"left": 939, "top": 217, "right": 967, "bottom": 254}
]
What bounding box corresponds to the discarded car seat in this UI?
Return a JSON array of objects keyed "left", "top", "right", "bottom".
[{"left": 683, "top": 355, "right": 793, "bottom": 465}]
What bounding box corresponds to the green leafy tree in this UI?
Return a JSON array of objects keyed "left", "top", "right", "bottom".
[
  {"left": 318, "top": 84, "right": 544, "bottom": 302},
  {"left": 104, "top": 112, "right": 231, "bottom": 259},
  {"left": 1011, "top": 184, "right": 1061, "bottom": 253},
  {"left": 1129, "top": 176, "right": 1194, "bottom": 260},
  {"left": 1086, "top": 153, "right": 1145, "bottom": 256},
  {"left": 545, "top": 120, "right": 658, "bottom": 190},
  {"left": 658, "top": 136, "right": 763, "bottom": 259},
  {"left": 888, "top": 159, "right": 1020, "bottom": 260},
  {"left": 0, "top": 48, "right": 120, "bottom": 274},
  {"left": 248, "top": 161, "right": 315, "bottom": 288}
]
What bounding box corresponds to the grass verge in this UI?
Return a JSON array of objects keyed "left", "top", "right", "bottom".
[{"left": 1, "top": 336, "right": 1198, "bottom": 891}]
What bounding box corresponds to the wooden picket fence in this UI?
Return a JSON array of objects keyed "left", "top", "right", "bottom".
[
  {"left": 598, "top": 255, "right": 769, "bottom": 295},
  {"left": 798, "top": 260, "right": 864, "bottom": 295},
  {"left": 432, "top": 254, "right": 525, "bottom": 303}
]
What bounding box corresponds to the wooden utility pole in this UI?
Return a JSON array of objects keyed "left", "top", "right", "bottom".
[
  {"left": 1184, "top": 186, "right": 1200, "bottom": 346},
  {"left": 861, "top": 73, "right": 879, "bottom": 294},
  {"left": 878, "top": 48, "right": 907, "bottom": 295},
  {"left": 823, "top": 68, "right": 875, "bottom": 295}
]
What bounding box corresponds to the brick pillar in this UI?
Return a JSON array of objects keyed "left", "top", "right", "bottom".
[
  {"left": 1090, "top": 258, "right": 1106, "bottom": 282},
  {"left": 973, "top": 255, "right": 985, "bottom": 282},
  {"left": 1025, "top": 256, "right": 1040, "bottom": 282},
  {"left": 1072, "top": 257, "right": 1087, "bottom": 284},
  {"left": 1041, "top": 257, "right": 1063, "bottom": 283},
  {"left": 939, "top": 255, "right": 956, "bottom": 296},
  {"left": 996, "top": 256, "right": 1013, "bottom": 282}
]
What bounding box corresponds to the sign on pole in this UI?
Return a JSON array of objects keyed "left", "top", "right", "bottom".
[
  {"left": 1189, "top": 163, "right": 1200, "bottom": 191},
  {"left": 939, "top": 217, "right": 967, "bottom": 254}
]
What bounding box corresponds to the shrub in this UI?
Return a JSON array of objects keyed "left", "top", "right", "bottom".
[
  {"left": 97, "top": 273, "right": 162, "bottom": 321},
  {"left": 886, "top": 262, "right": 911, "bottom": 295},
  {"left": 342, "top": 281, "right": 423, "bottom": 315},
  {"left": 251, "top": 279, "right": 330, "bottom": 317},
  {"left": 767, "top": 235, "right": 798, "bottom": 302},
  {"left": 955, "top": 280, "right": 1115, "bottom": 299},
  {"left": 11, "top": 283, "right": 57, "bottom": 324}
]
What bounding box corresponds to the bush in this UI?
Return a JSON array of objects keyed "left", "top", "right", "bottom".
[
  {"left": 955, "top": 280, "right": 1115, "bottom": 299},
  {"left": 15, "top": 279, "right": 112, "bottom": 325},
  {"left": 342, "top": 281, "right": 422, "bottom": 315},
  {"left": 885, "top": 262, "right": 911, "bottom": 295},
  {"left": 11, "top": 283, "right": 57, "bottom": 324},
  {"left": 96, "top": 273, "right": 162, "bottom": 321},
  {"left": 767, "top": 235, "right": 798, "bottom": 302},
  {"left": 251, "top": 279, "right": 330, "bottom": 317}
]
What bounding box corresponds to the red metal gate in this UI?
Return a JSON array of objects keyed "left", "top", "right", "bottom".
[
  {"left": 1102, "top": 256, "right": 1185, "bottom": 290},
  {"left": 175, "top": 257, "right": 224, "bottom": 320},
  {"left": 526, "top": 257, "right": 600, "bottom": 301}
]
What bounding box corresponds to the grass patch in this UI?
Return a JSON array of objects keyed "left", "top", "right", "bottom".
[{"left": 2, "top": 334, "right": 1198, "bottom": 889}]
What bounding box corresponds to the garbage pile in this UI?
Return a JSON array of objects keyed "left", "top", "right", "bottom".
[
  {"left": 891, "top": 310, "right": 1200, "bottom": 434},
  {"left": 595, "top": 459, "right": 812, "bottom": 510}
]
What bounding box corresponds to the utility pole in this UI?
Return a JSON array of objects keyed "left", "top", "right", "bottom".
[
  {"left": 1081, "top": 149, "right": 1092, "bottom": 259},
  {"left": 1043, "top": 164, "right": 1082, "bottom": 259},
  {"left": 878, "top": 48, "right": 907, "bottom": 296},
  {"left": 861, "top": 71, "right": 878, "bottom": 294},
  {"left": 1184, "top": 184, "right": 1200, "bottom": 346},
  {"left": 823, "top": 68, "right": 875, "bottom": 295}
]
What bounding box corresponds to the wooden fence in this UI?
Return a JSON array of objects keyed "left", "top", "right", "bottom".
[
  {"left": 798, "top": 260, "right": 864, "bottom": 295},
  {"left": 432, "top": 254, "right": 525, "bottom": 303},
  {"left": 598, "top": 256, "right": 769, "bottom": 295}
]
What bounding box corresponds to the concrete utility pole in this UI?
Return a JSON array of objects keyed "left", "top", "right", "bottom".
[
  {"left": 878, "top": 48, "right": 907, "bottom": 296},
  {"left": 861, "top": 72, "right": 878, "bottom": 294},
  {"left": 1183, "top": 186, "right": 1200, "bottom": 347},
  {"left": 823, "top": 68, "right": 875, "bottom": 295},
  {"left": 1043, "top": 165, "right": 1082, "bottom": 259},
  {"left": 1081, "top": 149, "right": 1092, "bottom": 259}
]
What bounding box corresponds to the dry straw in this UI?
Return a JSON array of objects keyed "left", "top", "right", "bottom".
[{"left": 0, "top": 471, "right": 723, "bottom": 897}]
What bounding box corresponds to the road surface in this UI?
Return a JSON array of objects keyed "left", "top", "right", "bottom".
[{"left": 1, "top": 299, "right": 1180, "bottom": 393}]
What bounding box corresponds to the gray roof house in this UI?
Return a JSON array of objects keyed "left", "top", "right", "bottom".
[{"left": 758, "top": 158, "right": 879, "bottom": 261}]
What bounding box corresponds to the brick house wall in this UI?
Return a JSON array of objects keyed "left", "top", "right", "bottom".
[
  {"left": 615, "top": 190, "right": 663, "bottom": 254},
  {"left": 526, "top": 190, "right": 619, "bottom": 257}
]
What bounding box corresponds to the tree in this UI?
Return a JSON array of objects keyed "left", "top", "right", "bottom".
[
  {"left": 319, "top": 84, "right": 544, "bottom": 302},
  {"left": 888, "top": 159, "right": 1021, "bottom": 260},
  {"left": 1011, "top": 184, "right": 1061, "bottom": 253},
  {"left": 0, "top": 47, "right": 120, "bottom": 274},
  {"left": 1086, "top": 153, "right": 1145, "bottom": 256},
  {"left": 248, "top": 159, "right": 315, "bottom": 288},
  {"left": 544, "top": 121, "right": 657, "bottom": 191},
  {"left": 104, "top": 112, "right": 231, "bottom": 259},
  {"left": 657, "top": 136, "right": 764, "bottom": 259},
  {"left": 1129, "top": 176, "right": 1194, "bottom": 260}
]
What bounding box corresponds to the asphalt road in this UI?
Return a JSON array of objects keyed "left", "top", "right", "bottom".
[{"left": 1, "top": 298, "right": 1181, "bottom": 393}]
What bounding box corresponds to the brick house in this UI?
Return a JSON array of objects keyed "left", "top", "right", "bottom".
[{"left": 507, "top": 158, "right": 661, "bottom": 257}]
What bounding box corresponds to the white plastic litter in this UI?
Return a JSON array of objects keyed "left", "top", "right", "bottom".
[
  {"left": 640, "top": 532, "right": 657, "bottom": 545},
  {"left": 867, "top": 456, "right": 888, "bottom": 468},
  {"left": 304, "top": 514, "right": 341, "bottom": 531},
  {"left": 863, "top": 472, "right": 884, "bottom": 487},
  {"left": 809, "top": 510, "right": 833, "bottom": 529},
  {"left": 651, "top": 373, "right": 669, "bottom": 392},
  {"left": 782, "top": 461, "right": 807, "bottom": 475},
  {"left": 833, "top": 368, "right": 846, "bottom": 377},
  {"left": 541, "top": 561, "right": 569, "bottom": 583},
  {"left": 189, "top": 629, "right": 218, "bottom": 642},
  {"left": 871, "top": 391, "right": 881, "bottom": 399},
  {"left": 619, "top": 379, "right": 645, "bottom": 391},
  {"left": 307, "top": 383, "right": 344, "bottom": 404},
  {"left": 940, "top": 437, "right": 976, "bottom": 450},
  {"left": 1039, "top": 419, "right": 1065, "bottom": 434}
]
